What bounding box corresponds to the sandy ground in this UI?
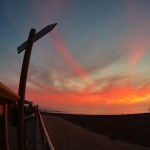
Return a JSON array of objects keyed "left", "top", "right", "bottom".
[{"left": 42, "top": 115, "right": 150, "bottom": 150}]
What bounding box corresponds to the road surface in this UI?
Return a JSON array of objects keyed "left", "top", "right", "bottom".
[{"left": 42, "top": 114, "right": 149, "bottom": 150}]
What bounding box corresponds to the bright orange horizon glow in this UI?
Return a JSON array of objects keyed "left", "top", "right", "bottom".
[{"left": 25, "top": 79, "right": 150, "bottom": 114}]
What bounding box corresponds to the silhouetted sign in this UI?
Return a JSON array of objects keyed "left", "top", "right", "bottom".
[{"left": 17, "top": 23, "right": 57, "bottom": 54}]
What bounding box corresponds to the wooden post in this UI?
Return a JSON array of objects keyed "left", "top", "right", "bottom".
[
  {"left": 4, "top": 104, "right": 9, "bottom": 150},
  {"left": 17, "top": 28, "right": 36, "bottom": 150},
  {"left": 0, "top": 104, "right": 9, "bottom": 150}
]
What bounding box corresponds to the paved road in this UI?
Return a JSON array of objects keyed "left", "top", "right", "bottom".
[{"left": 42, "top": 115, "right": 150, "bottom": 150}]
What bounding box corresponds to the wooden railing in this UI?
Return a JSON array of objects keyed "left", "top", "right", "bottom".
[
  {"left": 0, "top": 82, "right": 20, "bottom": 103},
  {"left": 38, "top": 111, "right": 55, "bottom": 150},
  {"left": 0, "top": 82, "right": 20, "bottom": 150}
]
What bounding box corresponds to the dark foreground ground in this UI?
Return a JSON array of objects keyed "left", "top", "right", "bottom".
[{"left": 42, "top": 112, "right": 150, "bottom": 148}]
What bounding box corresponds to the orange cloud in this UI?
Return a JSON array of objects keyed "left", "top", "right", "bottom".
[{"left": 26, "top": 82, "right": 150, "bottom": 114}]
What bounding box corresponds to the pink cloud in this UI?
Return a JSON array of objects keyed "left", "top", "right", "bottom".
[
  {"left": 118, "top": 0, "right": 150, "bottom": 81},
  {"left": 50, "top": 32, "right": 94, "bottom": 85}
]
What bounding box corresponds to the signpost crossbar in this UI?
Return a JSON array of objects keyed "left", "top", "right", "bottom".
[{"left": 17, "top": 23, "right": 57, "bottom": 54}]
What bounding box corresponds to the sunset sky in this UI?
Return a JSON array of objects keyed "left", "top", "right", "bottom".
[{"left": 1, "top": 0, "right": 150, "bottom": 114}]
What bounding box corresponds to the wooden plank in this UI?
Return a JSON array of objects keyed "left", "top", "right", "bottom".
[{"left": 0, "top": 82, "right": 20, "bottom": 102}]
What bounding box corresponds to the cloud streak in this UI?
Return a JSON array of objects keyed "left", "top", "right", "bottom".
[
  {"left": 50, "top": 32, "right": 94, "bottom": 85},
  {"left": 123, "top": 0, "right": 150, "bottom": 79}
]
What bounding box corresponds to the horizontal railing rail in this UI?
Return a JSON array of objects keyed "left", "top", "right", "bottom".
[
  {"left": 38, "top": 111, "right": 55, "bottom": 150},
  {"left": 0, "top": 82, "right": 20, "bottom": 103},
  {"left": 24, "top": 113, "right": 35, "bottom": 120}
]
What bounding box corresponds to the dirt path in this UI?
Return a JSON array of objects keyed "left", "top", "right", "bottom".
[{"left": 42, "top": 115, "right": 149, "bottom": 150}]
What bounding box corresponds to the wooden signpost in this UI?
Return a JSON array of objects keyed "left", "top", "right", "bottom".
[
  {"left": 17, "top": 23, "right": 57, "bottom": 150},
  {"left": 17, "top": 23, "right": 57, "bottom": 54}
]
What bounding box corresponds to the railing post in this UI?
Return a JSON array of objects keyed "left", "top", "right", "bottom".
[
  {"left": 17, "top": 28, "right": 36, "bottom": 150},
  {"left": 0, "top": 104, "right": 9, "bottom": 150},
  {"left": 4, "top": 104, "right": 9, "bottom": 150}
]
